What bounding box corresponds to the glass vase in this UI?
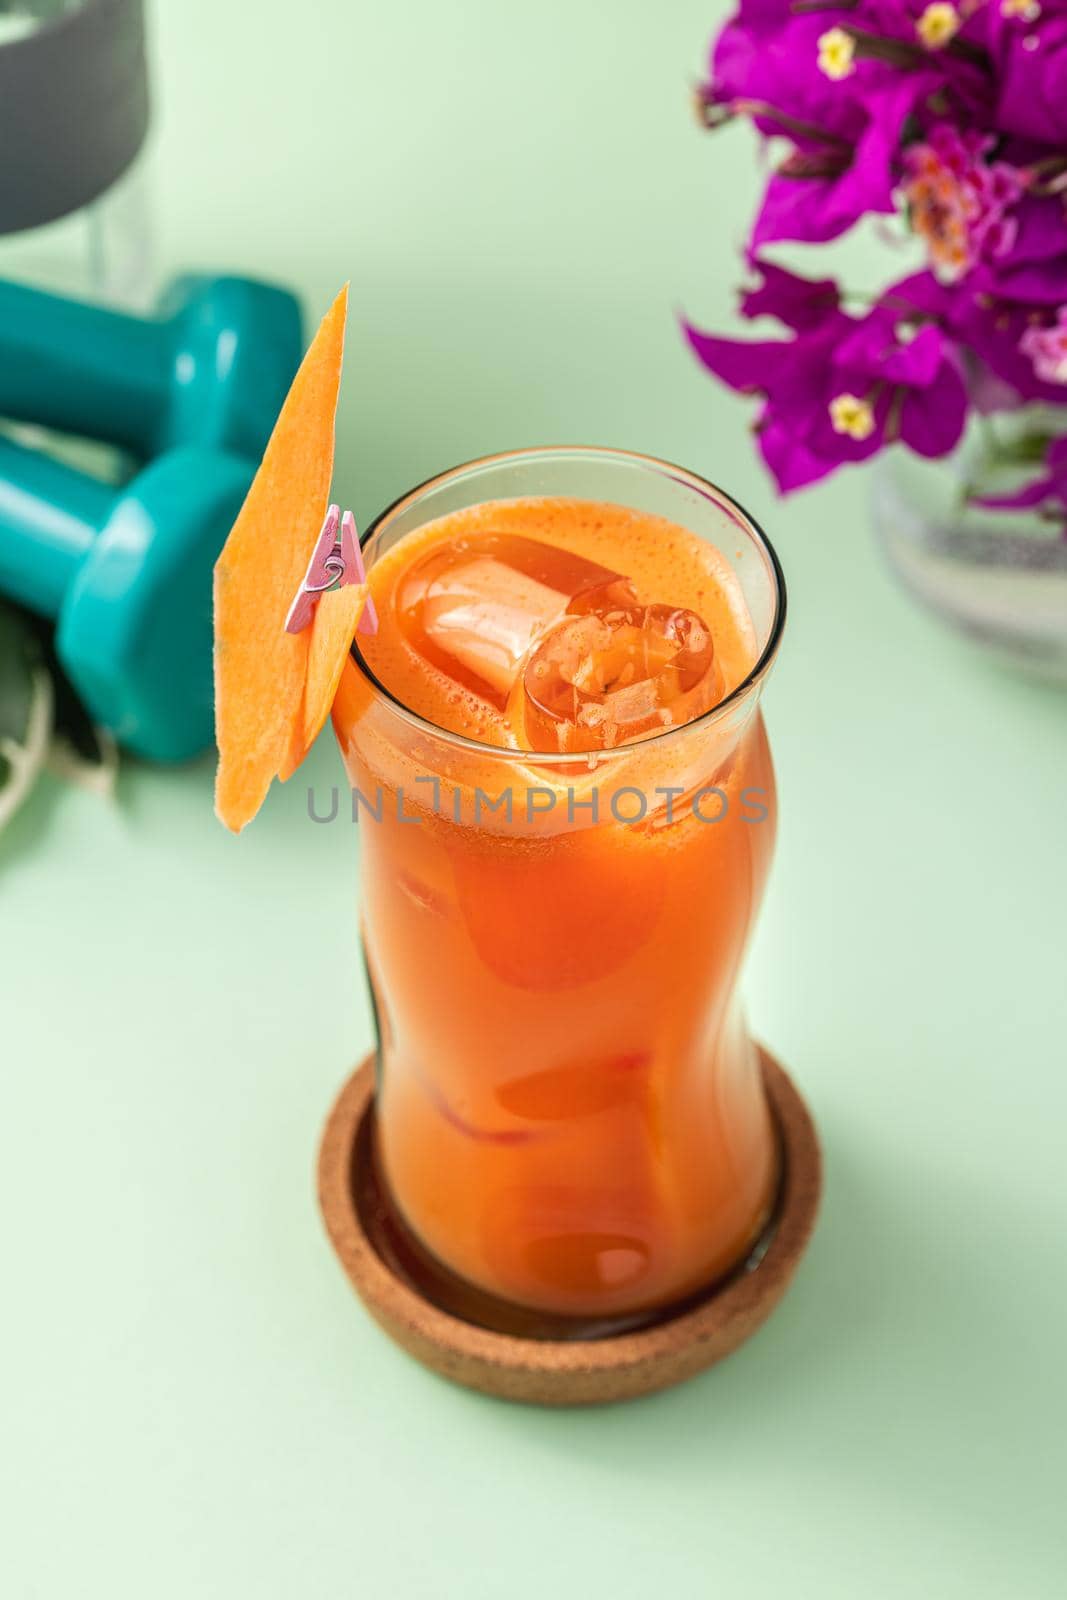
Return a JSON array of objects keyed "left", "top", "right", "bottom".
[{"left": 872, "top": 416, "right": 1067, "bottom": 682}]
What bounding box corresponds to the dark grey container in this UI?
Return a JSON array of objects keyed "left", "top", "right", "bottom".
[{"left": 0, "top": 0, "right": 149, "bottom": 237}]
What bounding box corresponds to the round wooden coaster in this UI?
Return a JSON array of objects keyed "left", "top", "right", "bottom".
[{"left": 318, "top": 1048, "right": 821, "bottom": 1406}]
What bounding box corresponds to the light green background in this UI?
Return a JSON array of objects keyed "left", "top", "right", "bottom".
[{"left": 3, "top": 3, "right": 1067, "bottom": 1596}]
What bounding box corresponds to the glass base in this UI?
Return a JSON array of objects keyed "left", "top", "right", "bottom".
[{"left": 355, "top": 1104, "right": 784, "bottom": 1343}]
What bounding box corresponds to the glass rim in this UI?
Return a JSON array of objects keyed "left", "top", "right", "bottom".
[{"left": 349, "top": 444, "right": 787, "bottom": 764}]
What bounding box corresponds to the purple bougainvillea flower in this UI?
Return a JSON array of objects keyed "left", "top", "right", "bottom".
[
  {"left": 755, "top": 78, "right": 925, "bottom": 246},
  {"left": 1020, "top": 306, "right": 1067, "bottom": 385},
  {"left": 971, "top": 191, "right": 1067, "bottom": 307},
  {"left": 703, "top": 10, "right": 938, "bottom": 246},
  {"left": 986, "top": 8, "right": 1067, "bottom": 146},
  {"left": 815, "top": 307, "right": 969, "bottom": 459},
  {"left": 738, "top": 257, "right": 841, "bottom": 330},
  {"left": 887, "top": 272, "right": 1067, "bottom": 408},
  {"left": 686, "top": 2, "right": 1067, "bottom": 504},
  {"left": 683, "top": 285, "right": 968, "bottom": 492},
  {"left": 900, "top": 124, "right": 1025, "bottom": 284}
]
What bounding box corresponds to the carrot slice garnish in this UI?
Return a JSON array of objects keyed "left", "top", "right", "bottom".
[
  {"left": 213, "top": 286, "right": 348, "bottom": 831},
  {"left": 302, "top": 583, "right": 369, "bottom": 753}
]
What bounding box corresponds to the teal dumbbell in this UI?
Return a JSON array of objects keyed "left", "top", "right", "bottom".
[
  {"left": 0, "top": 435, "right": 252, "bottom": 762},
  {"left": 0, "top": 274, "right": 301, "bottom": 461}
]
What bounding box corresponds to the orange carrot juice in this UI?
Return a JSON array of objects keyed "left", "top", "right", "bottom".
[{"left": 331, "top": 450, "right": 784, "bottom": 1329}]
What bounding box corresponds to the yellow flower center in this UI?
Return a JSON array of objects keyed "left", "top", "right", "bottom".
[
  {"left": 829, "top": 394, "right": 876, "bottom": 441},
  {"left": 1001, "top": 0, "right": 1040, "bottom": 18},
  {"left": 817, "top": 27, "right": 855, "bottom": 80},
  {"left": 917, "top": 3, "right": 961, "bottom": 48}
]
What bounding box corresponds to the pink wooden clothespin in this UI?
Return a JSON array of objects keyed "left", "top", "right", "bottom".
[{"left": 284, "top": 504, "right": 378, "bottom": 636}]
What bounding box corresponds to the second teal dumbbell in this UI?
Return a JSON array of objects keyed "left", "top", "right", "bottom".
[
  {"left": 0, "top": 435, "right": 252, "bottom": 761},
  {"left": 0, "top": 274, "right": 301, "bottom": 462}
]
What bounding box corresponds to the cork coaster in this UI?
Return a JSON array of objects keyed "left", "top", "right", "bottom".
[{"left": 318, "top": 1048, "right": 821, "bottom": 1406}]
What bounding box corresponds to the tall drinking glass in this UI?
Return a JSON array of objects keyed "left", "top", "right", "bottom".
[{"left": 331, "top": 448, "right": 786, "bottom": 1337}]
